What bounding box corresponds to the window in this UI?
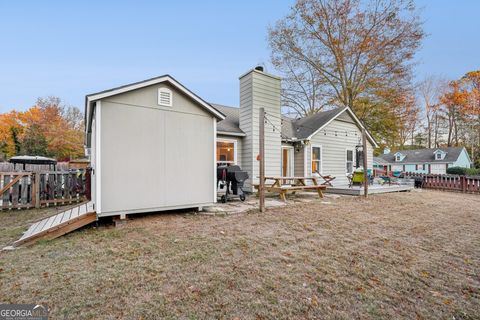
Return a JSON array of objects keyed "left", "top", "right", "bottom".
[
  {"left": 346, "top": 149, "right": 354, "bottom": 173},
  {"left": 435, "top": 153, "right": 442, "bottom": 160},
  {"left": 217, "top": 140, "right": 236, "bottom": 165},
  {"left": 423, "top": 164, "right": 426, "bottom": 171},
  {"left": 158, "top": 88, "right": 172, "bottom": 107},
  {"left": 311, "top": 146, "right": 322, "bottom": 174},
  {"left": 395, "top": 154, "right": 402, "bottom": 161}
]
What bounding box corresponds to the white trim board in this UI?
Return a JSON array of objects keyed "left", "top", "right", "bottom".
[
  {"left": 95, "top": 101, "right": 102, "bottom": 214},
  {"left": 213, "top": 118, "right": 217, "bottom": 203},
  {"left": 216, "top": 131, "right": 246, "bottom": 137}
]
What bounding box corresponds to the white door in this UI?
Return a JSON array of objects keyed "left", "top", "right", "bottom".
[{"left": 430, "top": 163, "right": 446, "bottom": 174}]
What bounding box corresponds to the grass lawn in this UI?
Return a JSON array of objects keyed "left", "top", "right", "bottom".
[{"left": 1, "top": 191, "right": 479, "bottom": 319}]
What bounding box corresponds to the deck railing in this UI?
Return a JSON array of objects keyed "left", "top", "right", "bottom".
[
  {"left": 404, "top": 172, "right": 480, "bottom": 194},
  {"left": 0, "top": 170, "right": 90, "bottom": 210}
]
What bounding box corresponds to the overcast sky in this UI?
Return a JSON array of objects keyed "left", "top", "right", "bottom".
[{"left": 0, "top": 0, "right": 479, "bottom": 113}]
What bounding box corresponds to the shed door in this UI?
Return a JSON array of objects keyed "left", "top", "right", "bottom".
[{"left": 430, "top": 163, "right": 446, "bottom": 174}]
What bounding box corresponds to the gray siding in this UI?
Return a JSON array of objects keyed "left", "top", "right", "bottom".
[
  {"left": 239, "top": 70, "right": 282, "bottom": 190},
  {"left": 307, "top": 117, "right": 374, "bottom": 186},
  {"left": 294, "top": 144, "right": 306, "bottom": 177},
  {"left": 99, "top": 83, "right": 215, "bottom": 216}
]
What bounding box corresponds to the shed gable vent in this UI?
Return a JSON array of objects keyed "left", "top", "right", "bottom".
[{"left": 158, "top": 88, "right": 172, "bottom": 107}]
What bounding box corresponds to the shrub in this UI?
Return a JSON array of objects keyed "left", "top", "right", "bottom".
[
  {"left": 446, "top": 167, "right": 467, "bottom": 175},
  {"left": 446, "top": 167, "right": 480, "bottom": 176},
  {"left": 466, "top": 168, "right": 480, "bottom": 176}
]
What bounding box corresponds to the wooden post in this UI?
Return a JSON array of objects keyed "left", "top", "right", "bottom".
[
  {"left": 362, "top": 128, "right": 368, "bottom": 198},
  {"left": 34, "top": 173, "right": 41, "bottom": 208},
  {"left": 259, "top": 107, "right": 266, "bottom": 213}
]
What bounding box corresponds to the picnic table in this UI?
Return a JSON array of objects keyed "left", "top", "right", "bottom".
[{"left": 253, "top": 176, "right": 326, "bottom": 202}]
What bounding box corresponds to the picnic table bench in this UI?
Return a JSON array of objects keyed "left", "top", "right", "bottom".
[{"left": 253, "top": 176, "right": 326, "bottom": 202}]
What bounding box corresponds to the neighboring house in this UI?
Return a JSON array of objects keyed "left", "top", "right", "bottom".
[
  {"left": 373, "top": 156, "right": 390, "bottom": 171},
  {"left": 375, "top": 147, "right": 472, "bottom": 174},
  {"left": 84, "top": 67, "right": 377, "bottom": 218},
  {"left": 214, "top": 67, "right": 377, "bottom": 189}
]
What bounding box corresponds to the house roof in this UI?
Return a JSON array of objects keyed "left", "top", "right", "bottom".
[
  {"left": 215, "top": 105, "right": 378, "bottom": 147},
  {"left": 291, "top": 108, "right": 346, "bottom": 139},
  {"left": 377, "top": 147, "right": 467, "bottom": 164},
  {"left": 85, "top": 75, "right": 226, "bottom": 146},
  {"left": 211, "top": 104, "right": 245, "bottom": 136},
  {"left": 373, "top": 157, "right": 390, "bottom": 165}
]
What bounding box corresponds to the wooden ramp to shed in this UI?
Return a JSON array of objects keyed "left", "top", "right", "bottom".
[{"left": 14, "top": 202, "right": 96, "bottom": 247}]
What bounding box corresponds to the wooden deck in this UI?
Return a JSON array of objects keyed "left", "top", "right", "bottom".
[
  {"left": 325, "top": 184, "right": 414, "bottom": 196},
  {"left": 13, "top": 202, "right": 96, "bottom": 247}
]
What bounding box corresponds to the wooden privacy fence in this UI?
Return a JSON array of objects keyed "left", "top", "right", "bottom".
[
  {"left": 0, "top": 171, "right": 90, "bottom": 210},
  {"left": 405, "top": 172, "right": 480, "bottom": 194}
]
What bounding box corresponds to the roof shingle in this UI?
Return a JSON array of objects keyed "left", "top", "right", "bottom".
[
  {"left": 213, "top": 104, "right": 346, "bottom": 140},
  {"left": 377, "top": 147, "right": 466, "bottom": 164}
]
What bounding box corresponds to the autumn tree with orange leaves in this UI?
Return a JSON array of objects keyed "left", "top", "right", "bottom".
[
  {"left": 0, "top": 97, "right": 84, "bottom": 161},
  {"left": 426, "top": 70, "right": 479, "bottom": 166}
]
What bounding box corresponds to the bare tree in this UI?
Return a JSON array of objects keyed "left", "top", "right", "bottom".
[
  {"left": 276, "top": 58, "right": 332, "bottom": 116},
  {"left": 268, "top": 0, "right": 425, "bottom": 114},
  {"left": 395, "top": 92, "right": 419, "bottom": 147},
  {"left": 417, "top": 76, "right": 447, "bottom": 148}
]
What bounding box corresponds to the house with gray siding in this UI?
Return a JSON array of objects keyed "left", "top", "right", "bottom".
[
  {"left": 375, "top": 147, "right": 472, "bottom": 174},
  {"left": 85, "top": 67, "right": 378, "bottom": 219},
  {"left": 214, "top": 67, "right": 378, "bottom": 189}
]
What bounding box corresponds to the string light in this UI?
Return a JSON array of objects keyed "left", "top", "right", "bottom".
[{"left": 263, "top": 111, "right": 365, "bottom": 141}]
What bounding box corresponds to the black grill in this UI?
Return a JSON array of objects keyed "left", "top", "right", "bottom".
[{"left": 217, "top": 165, "right": 249, "bottom": 203}]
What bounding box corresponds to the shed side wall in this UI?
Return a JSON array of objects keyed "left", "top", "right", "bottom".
[{"left": 99, "top": 83, "right": 214, "bottom": 215}]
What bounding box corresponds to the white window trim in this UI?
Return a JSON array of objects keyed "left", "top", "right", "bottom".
[
  {"left": 310, "top": 144, "right": 323, "bottom": 175},
  {"left": 345, "top": 148, "right": 354, "bottom": 174},
  {"left": 157, "top": 87, "right": 172, "bottom": 107},
  {"left": 216, "top": 138, "right": 237, "bottom": 165},
  {"left": 281, "top": 146, "right": 295, "bottom": 177}
]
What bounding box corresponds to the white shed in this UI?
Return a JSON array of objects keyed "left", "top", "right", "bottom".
[{"left": 85, "top": 75, "right": 225, "bottom": 217}]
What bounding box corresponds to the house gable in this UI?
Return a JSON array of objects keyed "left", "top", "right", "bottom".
[
  {"left": 394, "top": 152, "right": 406, "bottom": 162},
  {"left": 452, "top": 148, "right": 473, "bottom": 168},
  {"left": 85, "top": 75, "right": 225, "bottom": 147},
  {"left": 101, "top": 82, "right": 212, "bottom": 118},
  {"left": 433, "top": 149, "right": 447, "bottom": 161},
  {"left": 304, "top": 107, "right": 378, "bottom": 148}
]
